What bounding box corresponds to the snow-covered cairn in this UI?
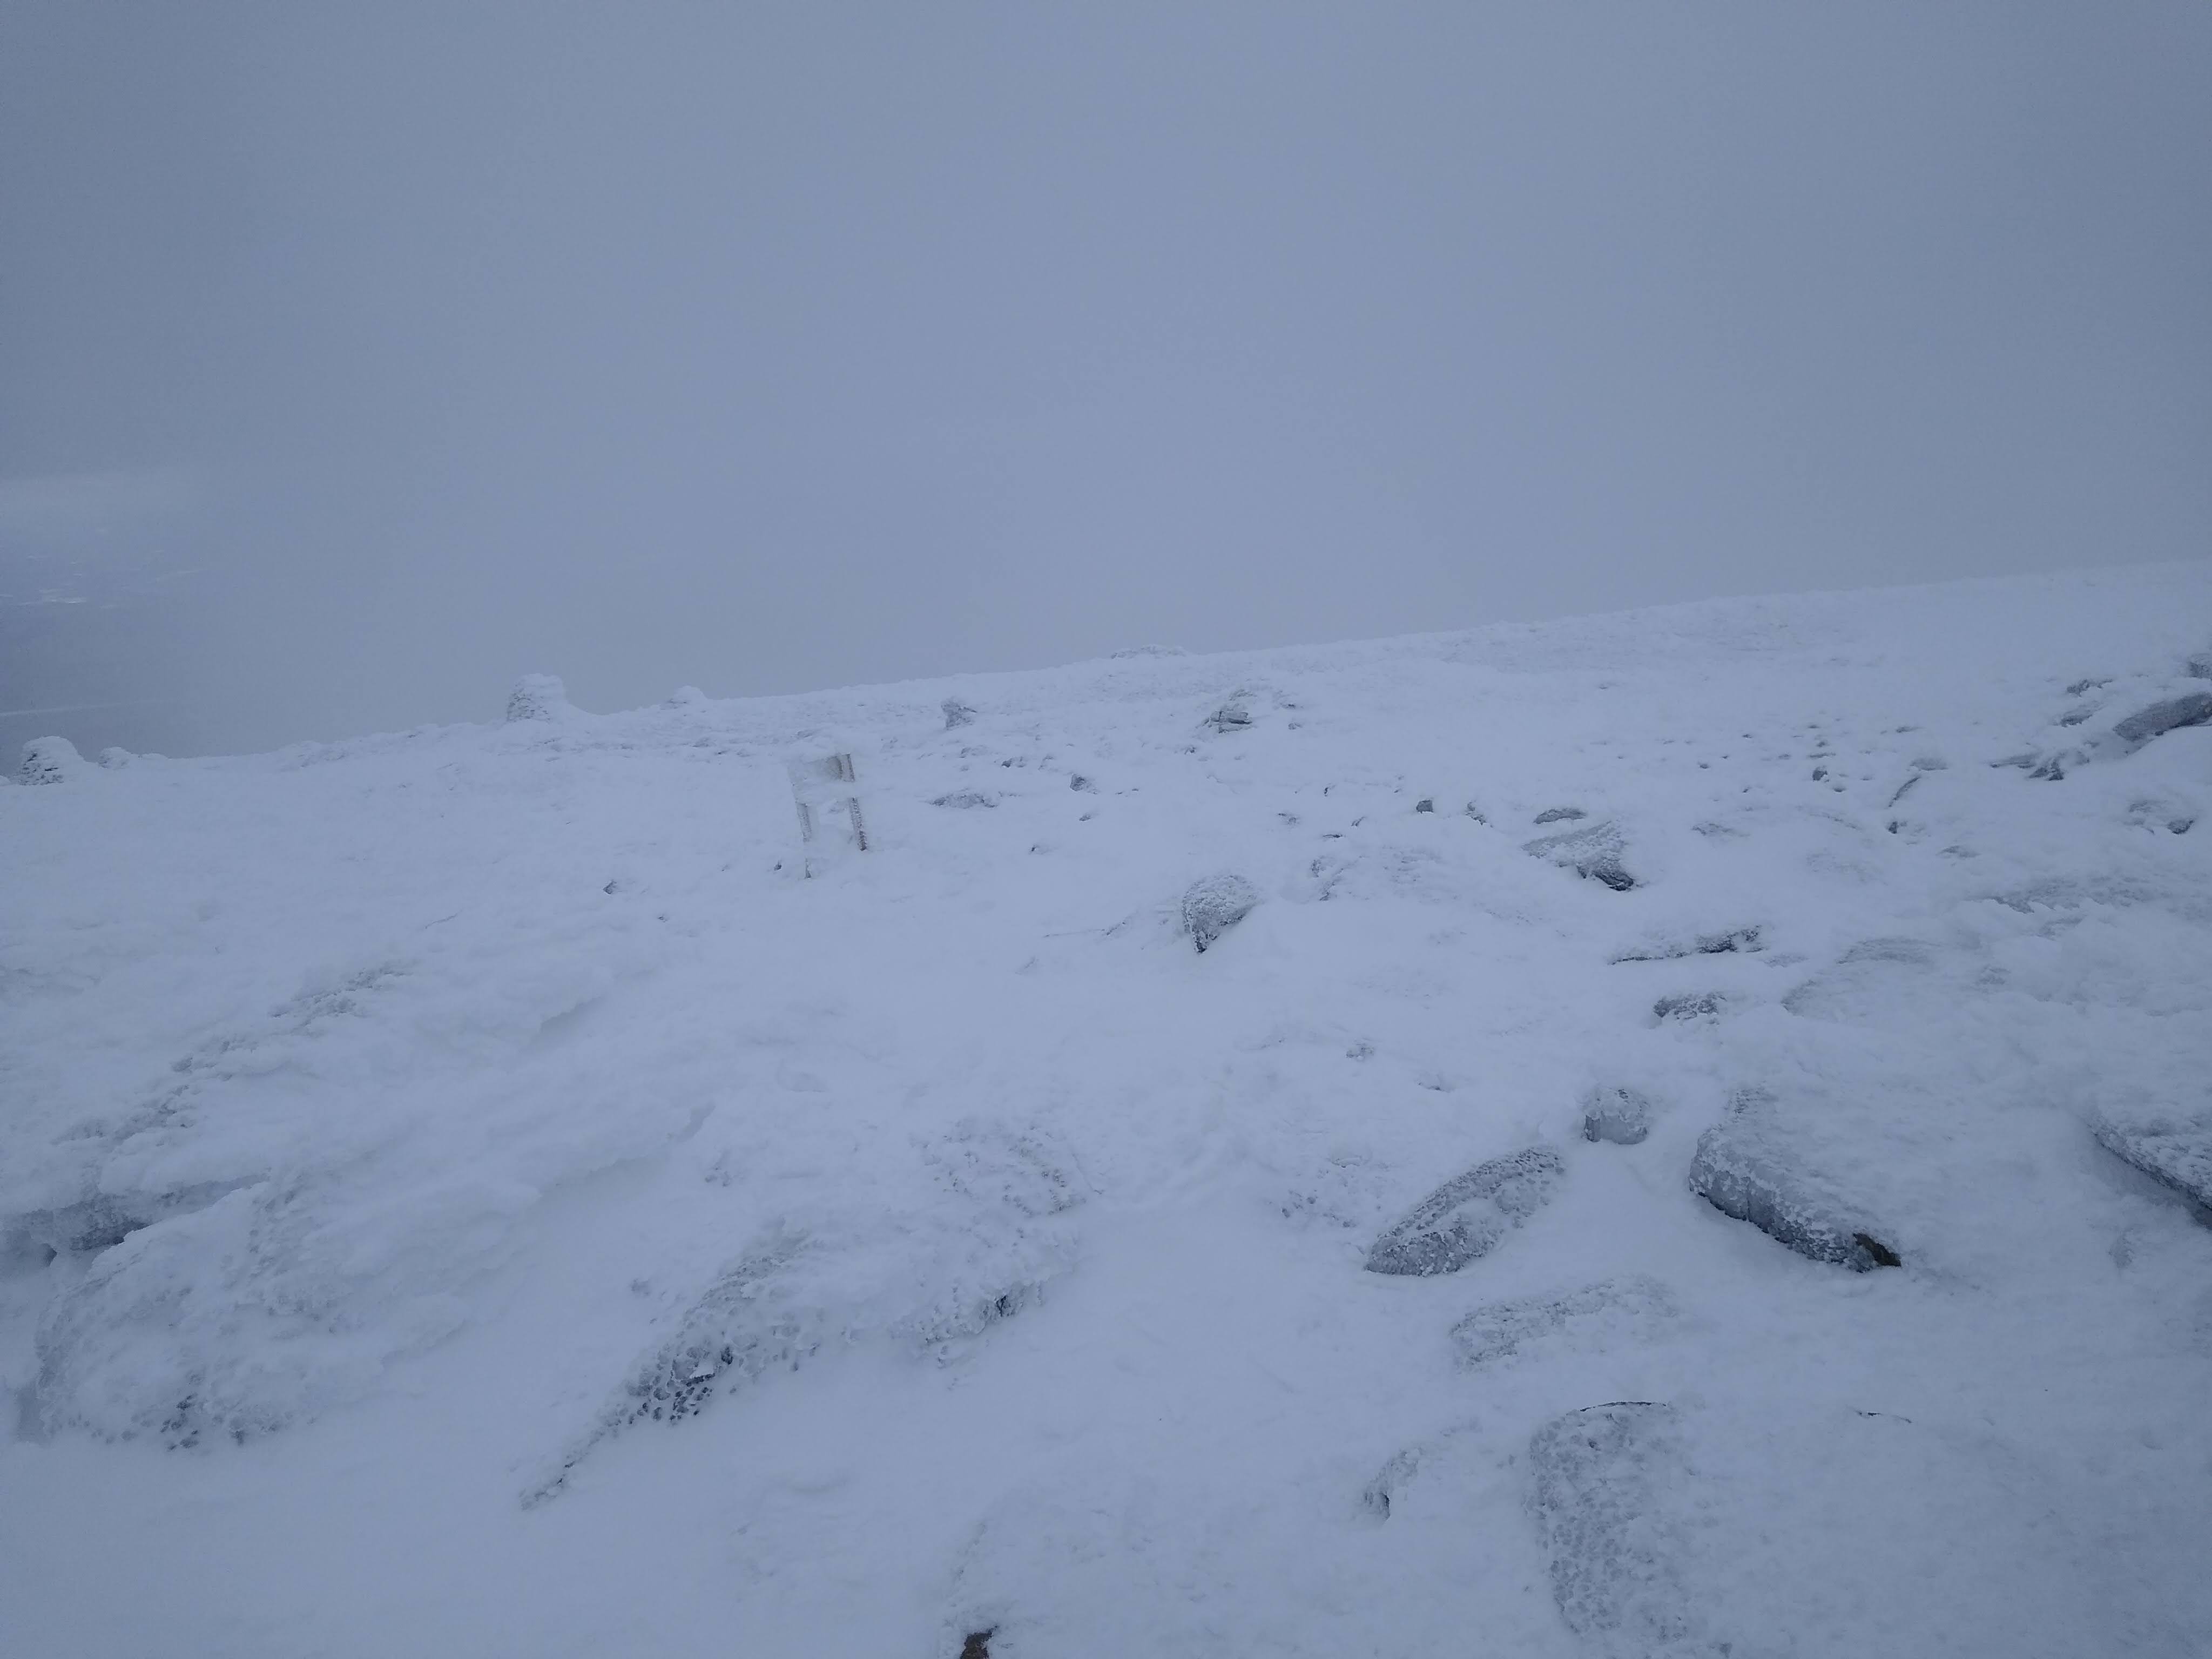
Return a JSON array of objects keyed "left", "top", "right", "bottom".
[
  {"left": 505, "top": 673, "right": 575, "bottom": 723},
  {"left": 18, "top": 736, "right": 86, "bottom": 785}
]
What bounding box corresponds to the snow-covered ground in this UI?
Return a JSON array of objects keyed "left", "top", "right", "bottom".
[{"left": 5, "top": 564, "right": 2211, "bottom": 1657}]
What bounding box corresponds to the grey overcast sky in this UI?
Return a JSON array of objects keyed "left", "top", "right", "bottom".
[{"left": 3, "top": 3, "right": 2208, "bottom": 754}]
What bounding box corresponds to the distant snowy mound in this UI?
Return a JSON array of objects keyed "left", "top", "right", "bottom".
[{"left": 4, "top": 564, "right": 2210, "bottom": 1657}]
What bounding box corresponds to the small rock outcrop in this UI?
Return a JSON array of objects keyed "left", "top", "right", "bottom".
[
  {"left": 1365, "top": 1145, "right": 1564, "bottom": 1276},
  {"left": 932, "top": 790, "right": 997, "bottom": 810},
  {"left": 18, "top": 736, "right": 86, "bottom": 785},
  {"left": 1582, "top": 1087, "right": 1653, "bottom": 1145},
  {"left": 1181, "top": 872, "right": 1259, "bottom": 953},
  {"left": 942, "top": 697, "right": 976, "bottom": 730},
  {"left": 1688, "top": 1093, "right": 1901, "bottom": 1270},
  {"left": 1523, "top": 820, "right": 1636, "bottom": 891},
  {"left": 2110, "top": 690, "right": 2212, "bottom": 748}
]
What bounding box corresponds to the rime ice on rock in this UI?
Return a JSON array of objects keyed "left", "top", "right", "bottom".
[
  {"left": 505, "top": 673, "right": 573, "bottom": 723},
  {"left": 1582, "top": 1087, "right": 1652, "bottom": 1145},
  {"left": 1205, "top": 692, "right": 1254, "bottom": 733},
  {"left": 942, "top": 697, "right": 976, "bottom": 730},
  {"left": 18, "top": 736, "right": 85, "bottom": 785},
  {"left": 1688, "top": 1091, "right": 1900, "bottom": 1270},
  {"left": 2110, "top": 690, "right": 2212, "bottom": 749},
  {"left": 1453, "top": 1276, "right": 1676, "bottom": 1367},
  {"left": 1527, "top": 1402, "right": 1704, "bottom": 1657},
  {"left": 1523, "top": 819, "right": 1636, "bottom": 891},
  {"left": 2092, "top": 1111, "right": 2212, "bottom": 1213},
  {"left": 1181, "top": 872, "right": 1259, "bottom": 953},
  {"left": 1365, "top": 1145, "right": 1564, "bottom": 1276}
]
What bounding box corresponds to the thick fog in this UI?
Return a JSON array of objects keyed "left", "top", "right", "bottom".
[{"left": 5, "top": 3, "right": 2208, "bottom": 757}]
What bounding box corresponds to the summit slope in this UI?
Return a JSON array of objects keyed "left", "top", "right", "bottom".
[{"left": 4, "top": 563, "right": 2211, "bottom": 1656}]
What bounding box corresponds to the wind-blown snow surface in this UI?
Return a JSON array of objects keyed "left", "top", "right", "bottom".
[{"left": 6, "top": 565, "right": 2212, "bottom": 1656}]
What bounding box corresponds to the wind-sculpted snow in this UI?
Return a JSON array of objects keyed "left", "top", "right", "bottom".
[{"left": 4, "top": 564, "right": 2212, "bottom": 1654}]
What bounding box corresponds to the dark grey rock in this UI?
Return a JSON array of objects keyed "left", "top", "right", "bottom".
[
  {"left": 2093, "top": 1113, "right": 2212, "bottom": 1213},
  {"left": 1582, "top": 1087, "right": 1653, "bottom": 1145},
  {"left": 1452, "top": 1276, "right": 1675, "bottom": 1367},
  {"left": 3, "top": 1182, "right": 245, "bottom": 1259},
  {"left": 2112, "top": 691, "right": 2212, "bottom": 747},
  {"left": 1181, "top": 872, "right": 1260, "bottom": 953},
  {"left": 1688, "top": 1094, "right": 1900, "bottom": 1269},
  {"left": 1614, "top": 927, "right": 1761, "bottom": 964},
  {"left": 1527, "top": 1402, "right": 1704, "bottom": 1656},
  {"left": 1365, "top": 1146, "right": 1564, "bottom": 1276},
  {"left": 942, "top": 697, "right": 976, "bottom": 730},
  {"left": 1523, "top": 820, "right": 1636, "bottom": 891},
  {"left": 1533, "top": 806, "right": 1587, "bottom": 825},
  {"left": 2187, "top": 652, "right": 2212, "bottom": 680}
]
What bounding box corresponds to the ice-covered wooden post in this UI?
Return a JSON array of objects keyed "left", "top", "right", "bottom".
[{"left": 786, "top": 752, "right": 869, "bottom": 877}]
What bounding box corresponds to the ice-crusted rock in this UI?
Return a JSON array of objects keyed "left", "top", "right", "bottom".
[
  {"left": 1688, "top": 1092, "right": 1901, "bottom": 1270},
  {"left": 2110, "top": 690, "right": 2212, "bottom": 748},
  {"left": 1527, "top": 1402, "right": 1704, "bottom": 1657},
  {"left": 1612, "top": 926, "right": 1761, "bottom": 963},
  {"left": 1582, "top": 1086, "right": 1653, "bottom": 1145},
  {"left": 933, "top": 790, "right": 998, "bottom": 809},
  {"left": 1181, "top": 872, "right": 1259, "bottom": 953},
  {"left": 3, "top": 1181, "right": 246, "bottom": 1260},
  {"left": 529, "top": 1122, "right": 1081, "bottom": 1503},
  {"left": 1532, "top": 805, "right": 1587, "bottom": 825},
  {"left": 18, "top": 735, "right": 86, "bottom": 785},
  {"left": 2092, "top": 1111, "right": 2212, "bottom": 1214},
  {"left": 504, "top": 672, "right": 574, "bottom": 723},
  {"left": 942, "top": 697, "right": 976, "bottom": 729},
  {"left": 1453, "top": 1276, "right": 1676, "bottom": 1367},
  {"left": 2187, "top": 651, "right": 2212, "bottom": 679},
  {"left": 1205, "top": 692, "right": 1254, "bottom": 733},
  {"left": 1653, "top": 990, "right": 1730, "bottom": 1023},
  {"left": 1523, "top": 819, "right": 1636, "bottom": 891},
  {"left": 1364, "top": 1145, "right": 1564, "bottom": 1276}
]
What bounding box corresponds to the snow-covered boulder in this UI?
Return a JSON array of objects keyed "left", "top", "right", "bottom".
[
  {"left": 2092, "top": 1110, "right": 2212, "bottom": 1214},
  {"left": 1527, "top": 1401, "right": 1702, "bottom": 1657},
  {"left": 942, "top": 697, "right": 976, "bottom": 729},
  {"left": 1452, "top": 1276, "right": 1675, "bottom": 1367},
  {"left": 18, "top": 735, "right": 86, "bottom": 785},
  {"left": 1181, "top": 872, "right": 1259, "bottom": 953},
  {"left": 1688, "top": 1091, "right": 1901, "bottom": 1270},
  {"left": 1582, "top": 1085, "right": 1653, "bottom": 1145},
  {"left": 504, "top": 672, "right": 575, "bottom": 723},
  {"left": 1523, "top": 819, "right": 1636, "bottom": 891},
  {"left": 1364, "top": 1145, "right": 1564, "bottom": 1275}
]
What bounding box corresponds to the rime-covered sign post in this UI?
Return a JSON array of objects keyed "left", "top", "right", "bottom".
[{"left": 785, "top": 752, "right": 869, "bottom": 878}]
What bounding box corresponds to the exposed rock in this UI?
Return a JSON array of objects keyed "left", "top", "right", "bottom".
[
  {"left": 504, "top": 673, "right": 573, "bottom": 723},
  {"left": 1365, "top": 1145, "right": 1564, "bottom": 1276},
  {"left": 1613, "top": 926, "right": 1761, "bottom": 963},
  {"left": 1653, "top": 991, "right": 1729, "bottom": 1023},
  {"left": 2111, "top": 690, "right": 2212, "bottom": 748},
  {"left": 2187, "top": 652, "right": 2212, "bottom": 680},
  {"left": 1527, "top": 1401, "right": 1704, "bottom": 1656},
  {"left": 2092, "top": 1112, "right": 2212, "bottom": 1214},
  {"left": 18, "top": 736, "right": 85, "bottom": 785},
  {"left": 1452, "top": 1275, "right": 1675, "bottom": 1367},
  {"left": 1582, "top": 1087, "right": 1652, "bottom": 1145},
  {"left": 1532, "top": 805, "right": 1587, "bottom": 824},
  {"left": 4, "top": 1182, "right": 246, "bottom": 1259},
  {"left": 1414, "top": 798, "right": 1434, "bottom": 813},
  {"left": 932, "top": 790, "right": 998, "bottom": 809},
  {"left": 1523, "top": 820, "right": 1636, "bottom": 891},
  {"left": 1688, "top": 1092, "right": 1901, "bottom": 1270},
  {"left": 1181, "top": 872, "right": 1260, "bottom": 953},
  {"left": 942, "top": 697, "right": 976, "bottom": 730}
]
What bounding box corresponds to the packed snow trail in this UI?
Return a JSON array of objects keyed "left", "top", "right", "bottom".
[{"left": 4, "top": 563, "right": 2211, "bottom": 1656}]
